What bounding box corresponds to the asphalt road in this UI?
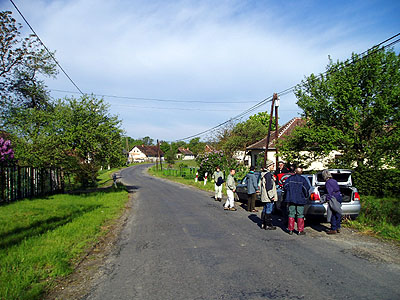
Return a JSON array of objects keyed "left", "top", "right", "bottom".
[{"left": 84, "top": 164, "right": 400, "bottom": 300}]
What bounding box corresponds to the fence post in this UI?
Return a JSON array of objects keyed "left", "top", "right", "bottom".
[
  {"left": 0, "top": 163, "right": 5, "bottom": 202},
  {"left": 17, "top": 165, "right": 21, "bottom": 200}
]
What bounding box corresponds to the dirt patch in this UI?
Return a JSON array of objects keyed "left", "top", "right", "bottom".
[
  {"left": 44, "top": 192, "right": 134, "bottom": 300},
  {"left": 306, "top": 223, "right": 400, "bottom": 265}
]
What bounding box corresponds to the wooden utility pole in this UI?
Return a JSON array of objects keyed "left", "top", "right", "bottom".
[
  {"left": 158, "top": 140, "right": 163, "bottom": 171},
  {"left": 263, "top": 93, "right": 278, "bottom": 169},
  {"left": 156, "top": 140, "right": 159, "bottom": 171},
  {"left": 275, "top": 96, "right": 280, "bottom": 167}
]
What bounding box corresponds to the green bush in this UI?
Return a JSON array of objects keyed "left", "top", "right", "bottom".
[
  {"left": 353, "top": 167, "right": 400, "bottom": 197},
  {"left": 196, "top": 151, "right": 239, "bottom": 180}
]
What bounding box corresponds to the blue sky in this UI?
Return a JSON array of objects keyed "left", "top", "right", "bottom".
[{"left": 2, "top": 0, "right": 400, "bottom": 141}]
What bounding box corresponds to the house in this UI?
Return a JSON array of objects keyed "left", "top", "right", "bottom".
[
  {"left": 246, "top": 117, "right": 341, "bottom": 170},
  {"left": 176, "top": 147, "right": 195, "bottom": 160},
  {"left": 204, "top": 144, "right": 216, "bottom": 153},
  {"left": 128, "top": 145, "right": 164, "bottom": 163}
]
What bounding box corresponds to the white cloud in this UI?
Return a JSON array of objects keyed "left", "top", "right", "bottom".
[{"left": 5, "top": 0, "right": 399, "bottom": 140}]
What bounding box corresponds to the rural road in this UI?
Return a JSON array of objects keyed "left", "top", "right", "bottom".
[{"left": 84, "top": 164, "right": 400, "bottom": 300}]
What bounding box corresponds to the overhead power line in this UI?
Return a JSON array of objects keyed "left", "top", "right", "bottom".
[
  {"left": 176, "top": 32, "right": 400, "bottom": 141},
  {"left": 50, "top": 89, "right": 261, "bottom": 104},
  {"left": 9, "top": 0, "right": 84, "bottom": 95},
  {"left": 276, "top": 32, "right": 400, "bottom": 99}
]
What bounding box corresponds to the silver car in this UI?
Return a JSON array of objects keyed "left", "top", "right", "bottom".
[{"left": 304, "top": 169, "right": 361, "bottom": 219}]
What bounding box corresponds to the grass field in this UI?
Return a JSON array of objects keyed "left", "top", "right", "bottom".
[
  {"left": 344, "top": 195, "right": 400, "bottom": 241},
  {"left": 0, "top": 185, "right": 129, "bottom": 300}
]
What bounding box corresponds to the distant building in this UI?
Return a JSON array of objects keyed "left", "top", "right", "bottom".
[
  {"left": 176, "top": 147, "right": 195, "bottom": 160},
  {"left": 128, "top": 145, "right": 164, "bottom": 163}
]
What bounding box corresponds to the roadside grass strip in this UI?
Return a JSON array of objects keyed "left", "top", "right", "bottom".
[
  {"left": 148, "top": 166, "right": 226, "bottom": 194},
  {"left": 0, "top": 187, "right": 129, "bottom": 300},
  {"left": 343, "top": 195, "right": 400, "bottom": 242}
]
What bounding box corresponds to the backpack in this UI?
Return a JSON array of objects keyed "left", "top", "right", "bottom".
[{"left": 216, "top": 176, "right": 224, "bottom": 186}]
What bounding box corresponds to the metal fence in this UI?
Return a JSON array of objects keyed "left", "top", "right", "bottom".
[{"left": 0, "top": 163, "right": 64, "bottom": 204}]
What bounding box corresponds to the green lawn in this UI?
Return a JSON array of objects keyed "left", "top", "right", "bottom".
[{"left": 0, "top": 186, "right": 129, "bottom": 300}]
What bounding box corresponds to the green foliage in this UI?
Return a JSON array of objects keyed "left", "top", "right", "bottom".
[
  {"left": 219, "top": 112, "right": 276, "bottom": 156},
  {"left": 0, "top": 10, "right": 57, "bottom": 117},
  {"left": 5, "top": 95, "right": 125, "bottom": 186},
  {"left": 279, "top": 47, "right": 400, "bottom": 171},
  {"left": 0, "top": 189, "right": 129, "bottom": 300},
  {"left": 345, "top": 195, "right": 400, "bottom": 241},
  {"left": 165, "top": 148, "right": 176, "bottom": 164},
  {"left": 196, "top": 151, "right": 239, "bottom": 180},
  {"left": 352, "top": 167, "right": 400, "bottom": 197}
]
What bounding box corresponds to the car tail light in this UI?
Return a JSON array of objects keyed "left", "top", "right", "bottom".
[
  {"left": 354, "top": 192, "right": 360, "bottom": 201},
  {"left": 310, "top": 192, "right": 320, "bottom": 201}
]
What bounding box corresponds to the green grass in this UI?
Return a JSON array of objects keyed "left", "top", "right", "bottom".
[
  {"left": 0, "top": 186, "right": 129, "bottom": 300},
  {"left": 343, "top": 195, "right": 400, "bottom": 241},
  {"left": 148, "top": 166, "right": 224, "bottom": 194}
]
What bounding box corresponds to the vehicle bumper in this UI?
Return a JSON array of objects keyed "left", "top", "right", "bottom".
[{"left": 305, "top": 201, "right": 361, "bottom": 217}]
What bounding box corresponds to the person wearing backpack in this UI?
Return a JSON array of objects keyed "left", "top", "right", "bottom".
[
  {"left": 246, "top": 166, "right": 259, "bottom": 212},
  {"left": 260, "top": 160, "right": 278, "bottom": 230},
  {"left": 212, "top": 166, "right": 224, "bottom": 202}
]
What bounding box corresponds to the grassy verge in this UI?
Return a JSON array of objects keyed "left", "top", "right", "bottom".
[
  {"left": 344, "top": 195, "right": 400, "bottom": 241},
  {"left": 148, "top": 166, "right": 225, "bottom": 194},
  {"left": 0, "top": 185, "right": 129, "bottom": 300}
]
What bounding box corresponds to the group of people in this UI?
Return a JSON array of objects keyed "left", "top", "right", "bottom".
[{"left": 211, "top": 162, "right": 343, "bottom": 235}]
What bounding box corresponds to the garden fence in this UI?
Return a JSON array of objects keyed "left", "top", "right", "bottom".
[{"left": 0, "top": 163, "right": 64, "bottom": 204}]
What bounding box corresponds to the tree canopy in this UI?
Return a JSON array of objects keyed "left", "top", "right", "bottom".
[
  {"left": 217, "top": 111, "right": 276, "bottom": 156},
  {"left": 0, "top": 11, "right": 57, "bottom": 117},
  {"left": 279, "top": 47, "right": 400, "bottom": 169}
]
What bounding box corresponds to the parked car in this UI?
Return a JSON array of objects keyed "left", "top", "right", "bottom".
[
  {"left": 236, "top": 169, "right": 361, "bottom": 220},
  {"left": 304, "top": 169, "right": 361, "bottom": 220}
]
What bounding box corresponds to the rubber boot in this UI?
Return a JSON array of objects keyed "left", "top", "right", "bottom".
[
  {"left": 265, "top": 214, "right": 276, "bottom": 230},
  {"left": 297, "top": 218, "right": 305, "bottom": 235},
  {"left": 288, "top": 217, "right": 295, "bottom": 235},
  {"left": 261, "top": 211, "right": 266, "bottom": 229}
]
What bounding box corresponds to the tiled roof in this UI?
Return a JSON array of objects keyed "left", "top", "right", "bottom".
[
  {"left": 204, "top": 144, "right": 216, "bottom": 153},
  {"left": 246, "top": 117, "right": 305, "bottom": 150},
  {"left": 178, "top": 147, "right": 194, "bottom": 155},
  {"left": 135, "top": 145, "right": 164, "bottom": 157}
]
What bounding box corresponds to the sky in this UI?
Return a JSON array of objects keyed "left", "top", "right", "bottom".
[{"left": 2, "top": 0, "right": 400, "bottom": 142}]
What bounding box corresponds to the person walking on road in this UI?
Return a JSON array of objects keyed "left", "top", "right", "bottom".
[
  {"left": 224, "top": 168, "right": 237, "bottom": 211},
  {"left": 260, "top": 160, "right": 278, "bottom": 230},
  {"left": 283, "top": 167, "right": 311, "bottom": 235},
  {"left": 246, "top": 166, "right": 259, "bottom": 212},
  {"left": 212, "top": 166, "right": 224, "bottom": 202},
  {"left": 322, "top": 169, "right": 343, "bottom": 234}
]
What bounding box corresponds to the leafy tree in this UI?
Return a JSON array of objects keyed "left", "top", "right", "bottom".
[
  {"left": 196, "top": 150, "right": 239, "bottom": 180},
  {"left": 219, "top": 112, "right": 276, "bottom": 156},
  {"left": 6, "top": 95, "right": 125, "bottom": 186},
  {"left": 279, "top": 47, "right": 400, "bottom": 170},
  {"left": 187, "top": 137, "right": 205, "bottom": 156},
  {"left": 0, "top": 11, "right": 57, "bottom": 116}
]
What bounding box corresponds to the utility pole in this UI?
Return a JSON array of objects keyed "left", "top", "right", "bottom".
[
  {"left": 156, "top": 140, "right": 159, "bottom": 171},
  {"left": 275, "top": 96, "right": 280, "bottom": 167},
  {"left": 125, "top": 137, "right": 129, "bottom": 164},
  {"left": 158, "top": 140, "right": 163, "bottom": 171},
  {"left": 263, "top": 93, "right": 278, "bottom": 169}
]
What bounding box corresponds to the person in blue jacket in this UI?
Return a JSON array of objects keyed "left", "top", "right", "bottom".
[
  {"left": 246, "top": 166, "right": 259, "bottom": 212},
  {"left": 283, "top": 167, "right": 311, "bottom": 235}
]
